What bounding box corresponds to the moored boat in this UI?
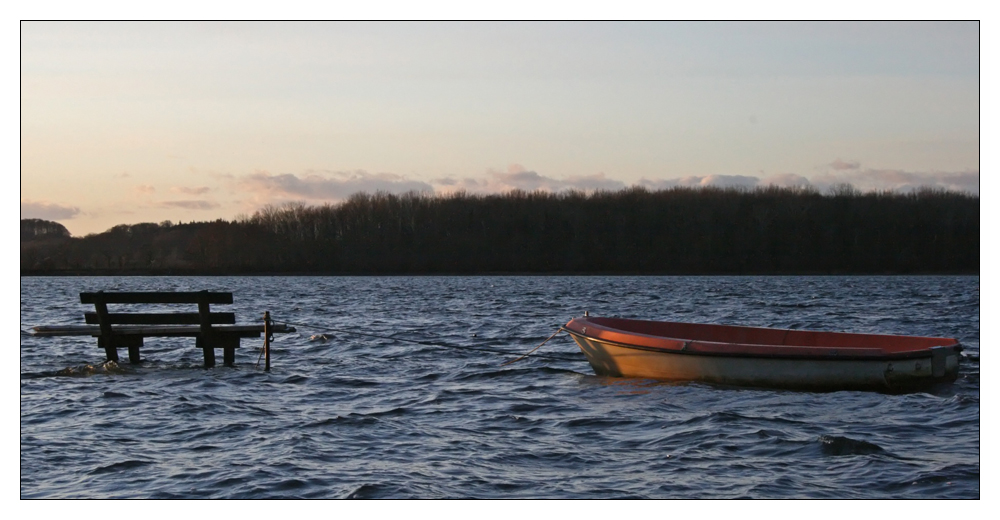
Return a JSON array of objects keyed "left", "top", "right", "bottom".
[{"left": 564, "top": 316, "right": 961, "bottom": 392}]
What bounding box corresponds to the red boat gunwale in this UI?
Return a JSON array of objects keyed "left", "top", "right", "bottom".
[{"left": 564, "top": 317, "right": 961, "bottom": 361}]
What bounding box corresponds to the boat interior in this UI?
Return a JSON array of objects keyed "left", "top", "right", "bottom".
[{"left": 575, "top": 317, "right": 959, "bottom": 354}]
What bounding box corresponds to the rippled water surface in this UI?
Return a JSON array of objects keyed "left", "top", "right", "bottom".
[{"left": 20, "top": 276, "right": 979, "bottom": 498}]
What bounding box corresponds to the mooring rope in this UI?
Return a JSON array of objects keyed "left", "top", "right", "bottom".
[
  {"left": 254, "top": 313, "right": 275, "bottom": 370},
  {"left": 255, "top": 340, "right": 267, "bottom": 369},
  {"left": 499, "top": 328, "right": 566, "bottom": 366},
  {"left": 274, "top": 319, "right": 583, "bottom": 364}
]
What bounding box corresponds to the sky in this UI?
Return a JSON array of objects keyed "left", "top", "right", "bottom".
[{"left": 20, "top": 21, "right": 980, "bottom": 236}]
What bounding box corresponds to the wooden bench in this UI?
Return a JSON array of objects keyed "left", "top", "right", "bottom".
[{"left": 33, "top": 291, "right": 294, "bottom": 367}]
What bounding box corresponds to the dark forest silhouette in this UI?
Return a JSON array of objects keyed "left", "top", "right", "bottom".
[{"left": 21, "top": 186, "right": 979, "bottom": 274}]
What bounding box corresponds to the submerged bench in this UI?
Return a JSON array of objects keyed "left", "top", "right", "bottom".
[{"left": 32, "top": 291, "right": 295, "bottom": 368}]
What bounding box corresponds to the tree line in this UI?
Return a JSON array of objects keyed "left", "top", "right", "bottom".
[{"left": 21, "top": 186, "right": 979, "bottom": 274}]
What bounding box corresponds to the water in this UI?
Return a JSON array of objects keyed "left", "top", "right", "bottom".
[{"left": 20, "top": 276, "right": 979, "bottom": 498}]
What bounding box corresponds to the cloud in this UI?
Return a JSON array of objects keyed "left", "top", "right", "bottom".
[
  {"left": 434, "top": 165, "right": 627, "bottom": 194},
  {"left": 230, "top": 164, "right": 977, "bottom": 209},
  {"left": 21, "top": 200, "right": 81, "bottom": 220},
  {"left": 237, "top": 170, "right": 433, "bottom": 203},
  {"left": 691, "top": 174, "right": 760, "bottom": 188},
  {"left": 637, "top": 168, "right": 978, "bottom": 195},
  {"left": 636, "top": 178, "right": 681, "bottom": 190},
  {"left": 933, "top": 171, "right": 980, "bottom": 193},
  {"left": 640, "top": 174, "right": 761, "bottom": 190},
  {"left": 830, "top": 159, "right": 861, "bottom": 170},
  {"left": 171, "top": 186, "right": 211, "bottom": 195},
  {"left": 133, "top": 185, "right": 156, "bottom": 195},
  {"left": 812, "top": 159, "right": 977, "bottom": 193},
  {"left": 562, "top": 173, "right": 627, "bottom": 192},
  {"left": 812, "top": 169, "right": 979, "bottom": 194},
  {"left": 431, "top": 177, "right": 487, "bottom": 194},
  {"left": 760, "top": 173, "right": 813, "bottom": 189},
  {"left": 160, "top": 200, "right": 220, "bottom": 210},
  {"left": 492, "top": 168, "right": 553, "bottom": 191}
]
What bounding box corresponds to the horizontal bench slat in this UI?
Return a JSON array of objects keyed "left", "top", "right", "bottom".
[
  {"left": 80, "top": 292, "right": 233, "bottom": 304},
  {"left": 33, "top": 323, "right": 295, "bottom": 337},
  {"left": 84, "top": 312, "right": 236, "bottom": 325}
]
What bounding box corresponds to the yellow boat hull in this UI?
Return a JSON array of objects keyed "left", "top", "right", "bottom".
[{"left": 567, "top": 331, "right": 960, "bottom": 392}]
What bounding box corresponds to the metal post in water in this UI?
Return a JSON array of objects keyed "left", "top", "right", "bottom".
[{"left": 264, "top": 311, "right": 271, "bottom": 372}]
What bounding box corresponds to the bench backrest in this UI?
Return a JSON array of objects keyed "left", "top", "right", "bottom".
[{"left": 80, "top": 291, "right": 235, "bottom": 336}]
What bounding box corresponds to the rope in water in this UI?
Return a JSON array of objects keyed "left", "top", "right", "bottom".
[
  {"left": 499, "top": 328, "right": 566, "bottom": 366},
  {"left": 274, "top": 319, "right": 583, "bottom": 364},
  {"left": 255, "top": 314, "right": 275, "bottom": 370}
]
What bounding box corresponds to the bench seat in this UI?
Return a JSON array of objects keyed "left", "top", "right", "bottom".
[{"left": 32, "top": 324, "right": 291, "bottom": 337}]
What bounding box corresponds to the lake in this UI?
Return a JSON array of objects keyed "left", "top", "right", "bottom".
[{"left": 20, "top": 275, "right": 979, "bottom": 498}]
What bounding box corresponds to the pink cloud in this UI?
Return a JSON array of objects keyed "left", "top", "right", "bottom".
[
  {"left": 760, "top": 173, "right": 812, "bottom": 188},
  {"left": 228, "top": 164, "right": 978, "bottom": 207},
  {"left": 431, "top": 177, "right": 487, "bottom": 195},
  {"left": 437, "top": 165, "right": 627, "bottom": 194},
  {"left": 492, "top": 169, "right": 553, "bottom": 191},
  {"left": 21, "top": 200, "right": 81, "bottom": 220},
  {"left": 641, "top": 175, "right": 760, "bottom": 189},
  {"left": 235, "top": 170, "right": 433, "bottom": 205},
  {"left": 171, "top": 186, "right": 211, "bottom": 195},
  {"left": 811, "top": 169, "right": 979, "bottom": 194},
  {"left": 562, "top": 173, "right": 627, "bottom": 192},
  {"left": 160, "top": 200, "right": 220, "bottom": 210}
]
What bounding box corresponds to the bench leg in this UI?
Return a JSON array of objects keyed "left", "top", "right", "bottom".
[
  {"left": 128, "top": 345, "right": 141, "bottom": 364},
  {"left": 223, "top": 346, "right": 235, "bottom": 366},
  {"left": 196, "top": 336, "right": 216, "bottom": 368},
  {"left": 98, "top": 337, "right": 119, "bottom": 363},
  {"left": 203, "top": 346, "right": 216, "bottom": 368}
]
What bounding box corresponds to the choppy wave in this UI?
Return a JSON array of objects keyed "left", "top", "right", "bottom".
[{"left": 20, "top": 275, "right": 979, "bottom": 498}]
